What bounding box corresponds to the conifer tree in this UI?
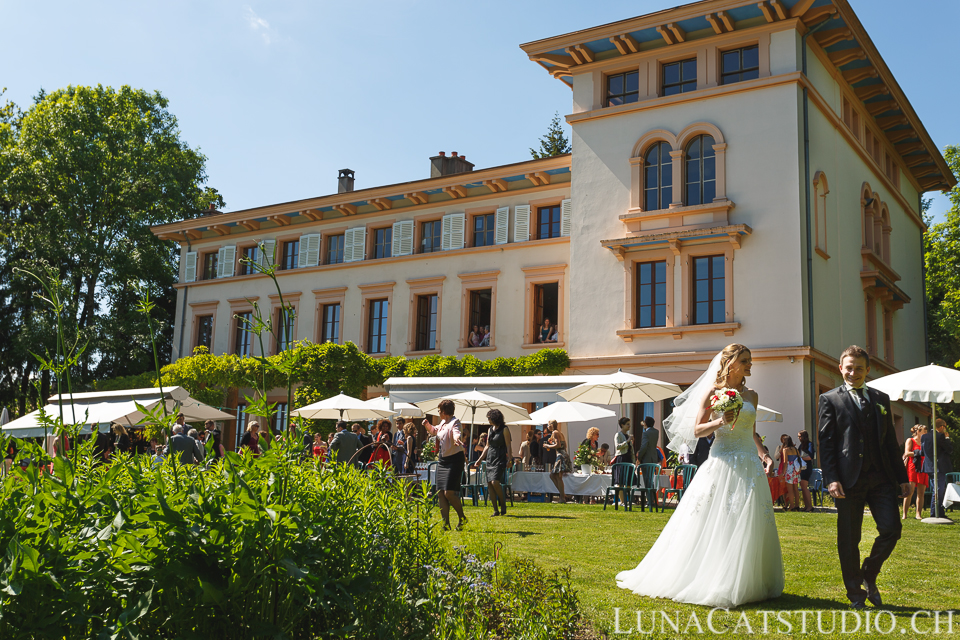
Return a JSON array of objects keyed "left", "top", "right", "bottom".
[{"left": 530, "top": 112, "right": 571, "bottom": 159}]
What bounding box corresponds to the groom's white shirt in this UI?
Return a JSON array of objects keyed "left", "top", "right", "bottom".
[{"left": 844, "top": 382, "right": 870, "bottom": 404}]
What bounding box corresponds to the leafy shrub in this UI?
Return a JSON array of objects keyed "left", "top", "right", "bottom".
[{"left": 0, "top": 436, "right": 446, "bottom": 639}]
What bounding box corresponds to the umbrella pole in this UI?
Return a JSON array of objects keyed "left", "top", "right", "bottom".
[
  {"left": 469, "top": 407, "right": 476, "bottom": 462},
  {"left": 619, "top": 388, "right": 624, "bottom": 422},
  {"left": 931, "top": 401, "right": 939, "bottom": 517}
]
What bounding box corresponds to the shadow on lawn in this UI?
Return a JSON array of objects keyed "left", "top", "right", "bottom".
[
  {"left": 770, "top": 593, "right": 929, "bottom": 615},
  {"left": 502, "top": 514, "right": 577, "bottom": 520}
]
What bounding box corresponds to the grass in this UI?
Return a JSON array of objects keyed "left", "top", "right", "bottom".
[{"left": 444, "top": 498, "right": 960, "bottom": 639}]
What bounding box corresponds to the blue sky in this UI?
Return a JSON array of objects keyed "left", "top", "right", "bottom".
[{"left": 1, "top": 0, "right": 956, "bottom": 222}]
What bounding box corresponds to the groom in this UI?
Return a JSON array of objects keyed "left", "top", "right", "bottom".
[{"left": 819, "top": 345, "right": 909, "bottom": 609}]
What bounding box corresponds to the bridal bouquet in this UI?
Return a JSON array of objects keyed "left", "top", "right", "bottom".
[{"left": 710, "top": 388, "right": 744, "bottom": 427}]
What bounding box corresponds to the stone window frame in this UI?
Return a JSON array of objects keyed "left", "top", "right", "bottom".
[
  {"left": 358, "top": 281, "right": 396, "bottom": 356},
  {"left": 630, "top": 123, "right": 728, "bottom": 213},
  {"left": 813, "top": 171, "right": 830, "bottom": 259},
  {"left": 228, "top": 296, "right": 259, "bottom": 357},
  {"left": 312, "top": 286, "right": 347, "bottom": 345},
  {"left": 521, "top": 264, "right": 567, "bottom": 349},
  {"left": 457, "top": 270, "right": 499, "bottom": 353},
  {"left": 189, "top": 300, "right": 219, "bottom": 353},
  {"left": 405, "top": 276, "right": 445, "bottom": 356},
  {"left": 269, "top": 291, "right": 301, "bottom": 355}
]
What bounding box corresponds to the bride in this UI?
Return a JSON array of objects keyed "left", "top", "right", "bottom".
[{"left": 616, "top": 343, "right": 784, "bottom": 608}]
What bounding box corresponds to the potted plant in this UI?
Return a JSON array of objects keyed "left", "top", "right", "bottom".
[{"left": 573, "top": 442, "right": 601, "bottom": 474}]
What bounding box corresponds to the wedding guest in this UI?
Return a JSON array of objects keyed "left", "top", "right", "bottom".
[
  {"left": 519, "top": 431, "right": 534, "bottom": 469},
  {"left": 312, "top": 433, "right": 325, "bottom": 458},
  {"left": 187, "top": 428, "right": 206, "bottom": 463},
  {"left": 778, "top": 435, "right": 801, "bottom": 511},
  {"left": 207, "top": 428, "right": 225, "bottom": 461},
  {"left": 542, "top": 428, "right": 571, "bottom": 503},
  {"left": 368, "top": 420, "right": 393, "bottom": 467},
  {"left": 797, "top": 430, "right": 816, "bottom": 512},
  {"left": 902, "top": 425, "right": 928, "bottom": 520},
  {"left": 693, "top": 434, "right": 715, "bottom": 467},
  {"left": 473, "top": 409, "right": 512, "bottom": 517},
  {"left": 167, "top": 424, "right": 198, "bottom": 465},
  {"left": 480, "top": 325, "right": 491, "bottom": 347},
  {"left": 239, "top": 421, "right": 261, "bottom": 455},
  {"left": 473, "top": 433, "right": 487, "bottom": 463},
  {"left": 329, "top": 421, "right": 360, "bottom": 464},
  {"left": 469, "top": 325, "right": 481, "bottom": 348},
  {"left": 392, "top": 420, "right": 406, "bottom": 470},
  {"left": 403, "top": 422, "right": 418, "bottom": 474},
  {"left": 921, "top": 419, "right": 952, "bottom": 518},
  {"left": 637, "top": 416, "right": 659, "bottom": 466},
  {"left": 112, "top": 425, "right": 132, "bottom": 455},
  {"left": 424, "top": 399, "right": 468, "bottom": 530},
  {"left": 353, "top": 423, "right": 372, "bottom": 451},
  {"left": 581, "top": 427, "right": 600, "bottom": 452},
  {"left": 612, "top": 417, "right": 634, "bottom": 506},
  {"left": 541, "top": 423, "right": 558, "bottom": 468},
  {"left": 530, "top": 430, "right": 542, "bottom": 467},
  {"left": 598, "top": 443, "right": 611, "bottom": 467},
  {"left": 537, "top": 318, "right": 558, "bottom": 343}
]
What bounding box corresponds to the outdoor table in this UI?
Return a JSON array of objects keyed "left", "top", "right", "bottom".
[
  {"left": 511, "top": 471, "right": 625, "bottom": 497},
  {"left": 943, "top": 483, "right": 960, "bottom": 510}
]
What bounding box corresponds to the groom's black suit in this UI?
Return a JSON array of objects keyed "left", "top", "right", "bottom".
[{"left": 818, "top": 384, "right": 908, "bottom": 604}]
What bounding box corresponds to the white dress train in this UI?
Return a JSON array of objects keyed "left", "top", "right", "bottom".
[{"left": 616, "top": 402, "right": 784, "bottom": 608}]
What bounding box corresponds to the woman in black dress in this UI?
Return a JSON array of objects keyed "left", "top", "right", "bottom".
[
  {"left": 474, "top": 409, "right": 513, "bottom": 517},
  {"left": 424, "top": 399, "right": 468, "bottom": 530}
]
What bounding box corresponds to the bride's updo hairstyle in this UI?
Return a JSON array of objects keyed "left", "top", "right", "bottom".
[{"left": 715, "top": 343, "right": 750, "bottom": 388}]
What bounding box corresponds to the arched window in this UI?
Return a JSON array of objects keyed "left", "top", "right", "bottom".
[
  {"left": 813, "top": 171, "right": 829, "bottom": 258},
  {"left": 644, "top": 142, "right": 672, "bottom": 211},
  {"left": 685, "top": 135, "right": 716, "bottom": 205}
]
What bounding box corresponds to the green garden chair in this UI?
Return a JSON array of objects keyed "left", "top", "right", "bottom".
[
  {"left": 604, "top": 462, "right": 637, "bottom": 511},
  {"left": 662, "top": 464, "right": 697, "bottom": 506},
  {"left": 636, "top": 463, "right": 662, "bottom": 513},
  {"left": 502, "top": 460, "right": 516, "bottom": 506}
]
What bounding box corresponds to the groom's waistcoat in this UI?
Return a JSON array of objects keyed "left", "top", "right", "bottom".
[{"left": 854, "top": 396, "right": 882, "bottom": 478}]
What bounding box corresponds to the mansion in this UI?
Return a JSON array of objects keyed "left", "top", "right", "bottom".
[{"left": 152, "top": 0, "right": 954, "bottom": 451}]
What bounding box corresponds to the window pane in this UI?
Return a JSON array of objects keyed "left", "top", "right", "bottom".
[
  {"left": 662, "top": 185, "right": 672, "bottom": 206},
  {"left": 703, "top": 180, "right": 716, "bottom": 203},
  {"left": 655, "top": 261, "right": 666, "bottom": 282},
  {"left": 686, "top": 156, "right": 700, "bottom": 182},
  {"left": 712, "top": 278, "right": 724, "bottom": 300},
  {"left": 663, "top": 62, "right": 679, "bottom": 86},
  {"left": 645, "top": 164, "right": 658, "bottom": 186},
  {"left": 645, "top": 189, "right": 658, "bottom": 212},
  {"left": 696, "top": 279, "right": 708, "bottom": 302},
  {"left": 607, "top": 75, "right": 623, "bottom": 96},
  {"left": 639, "top": 262, "right": 651, "bottom": 283},
  {"left": 742, "top": 67, "right": 759, "bottom": 82},
  {"left": 655, "top": 282, "right": 666, "bottom": 303},
  {"left": 624, "top": 71, "right": 639, "bottom": 93},
  {"left": 655, "top": 305, "right": 666, "bottom": 327},
  {"left": 742, "top": 45, "right": 759, "bottom": 70},
  {"left": 703, "top": 155, "right": 716, "bottom": 181},
  {"left": 722, "top": 50, "right": 740, "bottom": 73},
  {"left": 681, "top": 59, "right": 697, "bottom": 82},
  {"left": 712, "top": 255, "right": 725, "bottom": 277},
  {"left": 696, "top": 302, "right": 709, "bottom": 323},
  {"left": 713, "top": 301, "right": 725, "bottom": 321},
  {"left": 686, "top": 137, "right": 701, "bottom": 160},
  {"left": 640, "top": 284, "right": 651, "bottom": 306},
  {"left": 639, "top": 307, "right": 651, "bottom": 327},
  {"left": 702, "top": 136, "right": 715, "bottom": 158}
]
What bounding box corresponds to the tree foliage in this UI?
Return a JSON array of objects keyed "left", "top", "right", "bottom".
[
  {"left": 925, "top": 146, "right": 960, "bottom": 370},
  {"left": 0, "top": 85, "right": 221, "bottom": 415},
  {"left": 530, "top": 112, "right": 571, "bottom": 159}
]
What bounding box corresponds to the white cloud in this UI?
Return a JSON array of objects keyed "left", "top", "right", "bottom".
[{"left": 244, "top": 6, "right": 274, "bottom": 44}]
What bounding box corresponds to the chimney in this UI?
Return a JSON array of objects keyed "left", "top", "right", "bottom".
[
  {"left": 338, "top": 169, "right": 355, "bottom": 193},
  {"left": 429, "top": 151, "right": 475, "bottom": 178}
]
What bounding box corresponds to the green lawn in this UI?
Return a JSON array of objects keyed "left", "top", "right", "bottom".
[{"left": 445, "top": 500, "right": 960, "bottom": 639}]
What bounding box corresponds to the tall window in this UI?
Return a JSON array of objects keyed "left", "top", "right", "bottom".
[
  {"left": 421, "top": 220, "right": 442, "bottom": 253},
  {"left": 644, "top": 142, "right": 673, "bottom": 211},
  {"left": 273, "top": 403, "right": 289, "bottom": 433},
  {"left": 537, "top": 205, "right": 562, "bottom": 239},
  {"left": 202, "top": 253, "right": 218, "bottom": 280},
  {"left": 468, "top": 289, "right": 492, "bottom": 345},
  {"left": 321, "top": 304, "right": 340, "bottom": 344},
  {"left": 367, "top": 299, "right": 389, "bottom": 354},
  {"left": 534, "top": 283, "right": 560, "bottom": 339},
  {"left": 692, "top": 255, "right": 725, "bottom": 325},
  {"left": 415, "top": 294, "right": 438, "bottom": 351},
  {"left": 685, "top": 135, "right": 716, "bottom": 205},
  {"left": 474, "top": 214, "right": 495, "bottom": 247},
  {"left": 240, "top": 246, "right": 259, "bottom": 275},
  {"left": 720, "top": 45, "right": 759, "bottom": 85},
  {"left": 636, "top": 261, "right": 667, "bottom": 328},
  {"left": 605, "top": 70, "right": 639, "bottom": 106},
  {"left": 280, "top": 240, "right": 299, "bottom": 270},
  {"left": 235, "top": 312, "right": 253, "bottom": 356},
  {"left": 374, "top": 227, "right": 392, "bottom": 259},
  {"left": 196, "top": 315, "right": 213, "bottom": 350},
  {"left": 235, "top": 403, "right": 247, "bottom": 451},
  {"left": 662, "top": 58, "right": 696, "bottom": 96},
  {"left": 276, "top": 308, "right": 295, "bottom": 351},
  {"left": 327, "top": 235, "right": 345, "bottom": 265}
]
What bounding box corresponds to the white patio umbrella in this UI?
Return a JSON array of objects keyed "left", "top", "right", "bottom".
[
  {"left": 290, "top": 392, "right": 397, "bottom": 421},
  {"left": 756, "top": 405, "right": 783, "bottom": 423},
  {"left": 0, "top": 407, "right": 9, "bottom": 426},
  {"left": 558, "top": 369, "right": 682, "bottom": 419},
  {"left": 868, "top": 364, "right": 960, "bottom": 525},
  {"left": 416, "top": 389, "right": 531, "bottom": 453},
  {"left": 364, "top": 395, "right": 423, "bottom": 418},
  {"left": 511, "top": 401, "right": 616, "bottom": 425}
]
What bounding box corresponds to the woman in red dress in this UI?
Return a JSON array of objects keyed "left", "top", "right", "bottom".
[
  {"left": 902, "top": 424, "right": 929, "bottom": 520},
  {"left": 367, "top": 420, "right": 394, "bottom": 468}
]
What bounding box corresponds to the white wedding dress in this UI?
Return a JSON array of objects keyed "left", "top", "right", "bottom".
[{"left": 616, "top": 402, "right": 784, "bottom": 608}]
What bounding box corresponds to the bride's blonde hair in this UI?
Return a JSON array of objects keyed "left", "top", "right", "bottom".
[{"left": 715, "top": 343, "right": 750, "bottom": 388}]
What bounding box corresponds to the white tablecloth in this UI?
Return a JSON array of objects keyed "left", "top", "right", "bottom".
[
  {"left": 511, "top": 471, "right": 633, "bottom": 497},
  {"left": 944, "top": 483, "right": 960, "bottom": 509}
]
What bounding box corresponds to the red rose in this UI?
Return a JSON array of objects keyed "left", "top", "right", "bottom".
[{"left": 726, "top": 390, "right": 736, "bottom": 397}]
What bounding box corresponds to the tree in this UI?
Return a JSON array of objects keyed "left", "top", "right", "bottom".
[
  {"left": 530, "top": 112, "right": 571, "bottom": 159},
  {"left": 925, "top": 145, "right": 960, "bottom": 370},
  {"left": 0, "top": 85, "right": 221, "bottom": 416}
]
